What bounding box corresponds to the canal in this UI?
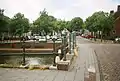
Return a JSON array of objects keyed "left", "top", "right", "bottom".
[{"left": 0, "top": 54, "right": 54, "bottom": 66}]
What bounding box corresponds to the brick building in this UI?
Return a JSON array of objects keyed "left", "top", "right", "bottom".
[{"left": 113, "top": 5, "right": 120, "bottom": 37}]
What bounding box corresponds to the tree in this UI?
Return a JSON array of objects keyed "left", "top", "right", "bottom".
[
  {"left": 30, "top": 23, "right": 38, "bottom": 35},
  {"left": 9, "top": 13, "right": 30, "bottom": 36},
  {"left": 85, "top": 11, "right": 115, "bottom": 41},
  {"left": 70, "top": 17, "right": 83, "bottom": 31},
  {"left": 0, "top": 9, "right": 10, "bottom": 40},
  {"left": 65, "top": 21, "right": 71, "bottom": 32},
  {"left": 33, "top": 9, "right": 56, "bottom": 35},
  {"left": 54, "top": 20, "right": 68, "bottom": 32},
  {"left": 48, "top": 15, "right": 57, "bottom": 32},
  {"left": 0, "top": 15, "right": 9, "bottom": 34}
]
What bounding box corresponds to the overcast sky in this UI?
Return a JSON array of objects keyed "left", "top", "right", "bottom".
[{"left": 0, "top": 0, "right": 119, "bottom": 22}]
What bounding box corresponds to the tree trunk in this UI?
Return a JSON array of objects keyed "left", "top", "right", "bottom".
[
  {"left": 94, "top": 32, "right": 96, "bottom": 41},
  {"left": 2, "top": 33, "right": 5, "bottom": 42},
  {"left": 98, "top": 31, "right": 100, "bottom": 39},
  {"left": 101, "top": 31, "right": 103, "bottom": 42}
]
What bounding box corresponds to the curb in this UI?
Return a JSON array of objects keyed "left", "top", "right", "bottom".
[
  {"left": 0, "top": 64, "right": 50, "bottom": 70},
  {"left": 74, "top": 46, "right": 79, "bottom": 57}
]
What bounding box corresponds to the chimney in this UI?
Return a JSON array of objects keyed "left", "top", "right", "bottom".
[
  {"left": 117, "top": 5, "right": 120, "bottom": 11},
  {"left": 110, "top": 10, "right": 114, "bottom": 14}
]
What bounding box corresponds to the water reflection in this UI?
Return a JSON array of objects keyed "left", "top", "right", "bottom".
[{"left": 0, "top": 55, "right": 54, "bottom": 66}]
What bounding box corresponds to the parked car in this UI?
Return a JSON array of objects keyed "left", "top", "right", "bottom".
[
  {"left": 81, "top": 34, "right": 85, "bottom": 38},
  {"left": 35, "top": 36, "right": 41, "bottom": 40},
  {"left": 46, "top": 35, "right": 50, "bottom": 40},
  {"left": 86, "top": 35, "right": 95, "bottom": 39},
  {"left": 39, "top": 36, "right": 47, "bottom": 42},
  {"left": 115, "top": 38, "right": 120, "bottom": 43},
  {"left": 81, "top": 34, "right": 95, "bottom": 39}
]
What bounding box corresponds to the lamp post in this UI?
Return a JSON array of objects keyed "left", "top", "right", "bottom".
[{"left": 52, "top": 35, "right": 56, "bottom": 66}]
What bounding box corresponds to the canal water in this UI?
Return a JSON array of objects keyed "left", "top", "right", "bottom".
[{"left": 0, "top": 55, "right": 54, "bottom": 66}]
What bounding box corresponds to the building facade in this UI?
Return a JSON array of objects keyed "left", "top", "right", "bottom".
[{"left": 114, "top": 5, "right": 120, "bottom": 37}]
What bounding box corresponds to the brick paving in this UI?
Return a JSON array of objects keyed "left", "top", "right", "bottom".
[
  {"left": 91, "top": 39, "right": 114, "bottom": 44},
  {"left": 77, "top": 37, "right": 120, "bottom": 81},
  {"left": 91, "top": 44, "right": 120, "bottom": 81}
]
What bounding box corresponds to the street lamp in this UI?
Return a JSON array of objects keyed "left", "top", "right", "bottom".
[{"left": 52, "top": 35, "right": 57, "bottom": 66}]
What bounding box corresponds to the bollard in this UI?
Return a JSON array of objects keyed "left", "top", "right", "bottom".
[
  {"left": 22, "top": 37, "right": 26, "bottom": 66},
  {"left": 69, "top": 33, "right": 72, "bottom": 54},
  {"left": 63, "top": 35, "right": 66, "bottom": 61},
  {"left": 52, "top": 38, "right": 56, "bottom": 66},
  {"left": 74, "top": 32, "right": 76, "bottom": 47},
  {"left": 72, "top": 33, "right": 75, "bottom": 49},
  {"left": 61, "top": 37, "right": 64, "bottom": 60}
]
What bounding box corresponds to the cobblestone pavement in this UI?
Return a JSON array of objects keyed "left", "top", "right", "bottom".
[
  {"left": 90, "top": 39, "right": 114, "bottom": 44},
  {"left": 91, "top": 44, "right": 120, "bottom": 81},
  {"left": 77, "top": 36, "right": 120, "bottom": 81},
  {"left": 0, "top": 36, "right": 100, "bottom": 81}
]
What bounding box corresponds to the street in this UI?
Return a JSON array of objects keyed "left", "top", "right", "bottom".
[
  {"left": 0, "top": 36, "right": 120, "bottom": 81},
  {"left": 92, "top": 44, "right": 120, "bottom": 81},
  {"left": 78, "top": 36, "right": 120, "bottom": 81}
]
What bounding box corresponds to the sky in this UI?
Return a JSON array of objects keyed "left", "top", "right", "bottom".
[{"left": 0, "top": 0, "right": 120, "bottom": 22}]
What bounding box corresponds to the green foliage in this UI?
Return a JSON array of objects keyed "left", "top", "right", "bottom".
[
  {"left": 85, "top": 11, "right": 115, "bottom": 34},
  {"left": 33, "top": 9, "right": 57, "bottom": 35},
  {"left": 33, "top": 11, "right": 84, "bottom": 34},
  {"left": 0, "top": 9, "right": 10, "bottom": 35},
  {"left": 0, "top": 9, "right": 115, "bottom": 38},
  {"left": 70, "top": 17, "right": 83, "bottom": 31},
  {"left": 9, "top": 13, "right": 29, "bottom": 36},
  {"left": 0, "top": 9, "right": 84, "bottom": 36},
  {"left": 54, "top": 20, "right": 68, "bottom": 31}
]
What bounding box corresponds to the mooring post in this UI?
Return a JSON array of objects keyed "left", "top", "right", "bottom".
[
  {"left": 63, "top": 33, "right": 66, "bottom": 61},
  {"left": 52, "top": 37, "right": 56, "bottom": 66},
  {"left": 72, "top": 32, "right": 75, "bottom": 49},
  {"left": 22, "top": 37, "right": 26, "bottom": 66},
  {"left": 74, "top": 31, "right": 76, "bottom": 47},
  {"left": 61, "top": 36, "right": 64, "bottom": 59},
  {"left": 69, "top": 33, "right": 71, "bottom": 54}
]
